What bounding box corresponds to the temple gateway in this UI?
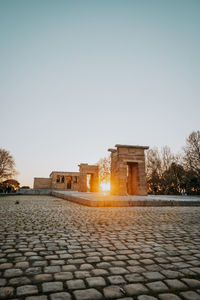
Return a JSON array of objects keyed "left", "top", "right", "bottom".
[{"left": 34, "top": 144, "right": 149, "bottom": 196}]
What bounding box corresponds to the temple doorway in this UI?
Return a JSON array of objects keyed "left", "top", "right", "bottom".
[
  {"left": 127, "top": 162, "right": 139, "bottom": 195},
  {"left": 87, "top": 174, "right": 94, "bottom": 192},
  {"left": 66, "top": 176, "right": 72, "bottom": 189}
]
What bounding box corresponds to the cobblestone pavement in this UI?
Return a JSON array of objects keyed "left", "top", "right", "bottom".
[{"left": 0, "top": 195, "right": 200, "bottom": 300}]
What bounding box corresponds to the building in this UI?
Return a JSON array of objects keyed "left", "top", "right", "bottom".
[
  {"left": 33, "top": 164, "right": 99, "bottom": 192},
  {"left": 34, "top": 144, "right": 149, "bottom": 195},
  {"left": 108, "top": 144, "right": 149, "bottom": 196}
]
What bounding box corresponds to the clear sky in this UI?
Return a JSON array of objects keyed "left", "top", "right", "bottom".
[{"left": 0, "top": 0, "right": 200, "bottom": 187}]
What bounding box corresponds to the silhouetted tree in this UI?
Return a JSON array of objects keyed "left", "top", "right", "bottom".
[
  {"left": 0, "top": 179, "right": 20, "bottom": 193},
  {"left": 162, "top": 163, "right": 186, "bottom": 195},
  {"left": 146, "top": 146, "right": 177, "bottom": 194},
  {"left": 0, "top": 149, "right": 17, "bottom": 182},
  {"left": 183, "top": 130, "right": 200, "bottom": 175}
]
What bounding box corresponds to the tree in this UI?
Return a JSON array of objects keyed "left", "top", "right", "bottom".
[
  {"left": 0, "top": 179, "right": 20, "bottom": 193},
  {"left": 145, "top": 147, "right": 162, "bottom": 194},
  {"left": 146, "top": 146, "right": 177, "bottom": 194},
  {"left": 0, "top": 149, "right": 17, "bottom": 182},
  {"left": 162, "top": 162, "right": 186, "bottom": 195},
  {"left": 97, "top": 155, "right": 111, "bottom": 185},
  {"left": 183, "top": 130, "right": 200, "bottom": 175}
]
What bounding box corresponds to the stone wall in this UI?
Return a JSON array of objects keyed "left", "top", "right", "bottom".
[
  {"left": 33, "top": 178, "right": 52, "bottom": 189},
  {"left": 50, "top": 172, "right": 79, "bottom": 191}
]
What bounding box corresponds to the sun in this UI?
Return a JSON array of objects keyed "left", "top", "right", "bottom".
[{"left": 100, "top": 181, "right": 110, "bottom": 192}]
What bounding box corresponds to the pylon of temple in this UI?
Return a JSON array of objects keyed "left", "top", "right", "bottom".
[
  {"left": 108, "top": 144, "right": 149, "bottom": 196},
  {"left": 78, "top": 163, "right": 99, "bottom": 192}
]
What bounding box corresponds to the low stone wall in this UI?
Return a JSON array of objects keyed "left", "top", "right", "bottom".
[
  {"left": 18, "top": 189, "right": 52, "bottom": 195},
  {"left": 0, "top": 189, "right": 52, "bottom": 196},
  {"left": 52, "top": 191, "right": 200, "bottom": 207}
]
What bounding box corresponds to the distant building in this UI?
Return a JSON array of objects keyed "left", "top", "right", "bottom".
[
  {"left": 34, "top": 144, "right": 149, "bottom": 196},
  {"left": 33, "top": 164, "right": 99, "bottom": 192}
]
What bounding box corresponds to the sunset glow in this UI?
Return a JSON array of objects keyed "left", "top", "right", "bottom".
[{"left": 100, "top": 181, "right": 110, "bottom": 192}]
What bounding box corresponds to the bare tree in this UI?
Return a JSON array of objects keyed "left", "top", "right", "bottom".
[
  {"left": 97, "top": 155, "right": 111, "bottom": 184},
  {"left": 183, "top": 130, "right": 200, "bottom": 174},
  {"left": 0, "top": 149, "right": 17, "bottom": 182},
  {"left": 161, "top": 146, "right": 176, "bottom": 172},
  {"left": 146, "top": 147, "right": 162, "bottom": 179},
  {"left": 146, "top": 146, "right": 177, "bottom": 194}
]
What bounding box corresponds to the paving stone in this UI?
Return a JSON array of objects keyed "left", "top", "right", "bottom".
[
  {"left": 109, "top": 267, "right": 128, "bottom": 275},
  {"left": 182, "top": 278, "right": 200, "bottom": 288},
  {"left": 50, "top": 292, "right": 71, "bottom": 300},
  {"left": 15, "top": 261, "right": 29, "bottom": 269},
  {"left": 127, "top": 266, "right": 146, "bottom": 273},
  {"left": 86, "top": 276, "right": 106, "bottom": 287},
  {"left": 75, "top": 271, "right": 90, "bottom": 278},
  {"left": 54, "top": 272, "right": 73, "bottom": 281},
  {"left": 66, "top": 279, "right": 86, "bottom": 290},
  {"left": 140, "top": 259, "right": 154, "bottom": 265},
  {"left": 158, "top": 294, "right": 181, "bottom": 300},
  {"left": 147, "top": 281, "right": 169, "bottom": 292},
  {"left": 0, "top": 263, "right": 13, "bottom": 270},
  {"left": 0, "top": 279, "right": 6, "bottom": 287},
  {"left": 103, "top": 285, "right": 124, "bottom": 299},
  {"left": 116, "top": 298, "right": 132, "bottom": 300},
  {"left": 161, "top": 270, "right": 181, "bottom": 279},
  {"left": 62, "top": 265, "right": 77, "bottom": 272},
  {"left": 32, "top": 261, "right": 47, "bottom": 267},
  {"left": 9, "top": 276, "right": 31, "bottom": 286},
  {"left": 125, "top": 273, "right": 145, "bottom": 283},
  {"left": 42, "top": 282, "right": 63, "bottom": 293},
  {"left": 4, "top": 268, "right": 23, "bottom": 277},
  {"left": 17, "top": 285, "right": 38, "bottom": 296},
  {"left": 80, "top": 264, "right": 93, "bottom": 270},
  {"left": 191, "top": 267, "right": 200, "bottom": 275},
  {"left": 112, "top": 260, "right": 127, "bottom": 266},
  {"left": 86, "top": 256, "right": 100, "bottom": 263},
  {"left": 108, "top": 275, "right": 126, "bottom": 285},
  {"left": 181, "top": 268, "right": 196, "bottom": 276},
  {"left": 59, "top": 254, "right": 73, "bottom": 259},
  {"left": 0, "top": 287, "right": 14, "bottom": 298},
  {"left": 73, "top": 288, "right": 103, "bottom": 300},
  {"left": 50, "top": 260, "right": 65, "bottom": 266},
  {"left": 91, "top": 268, "right": 109, "bottom": 276},
  {"left": 180, "top": 291, "right": 200, "bottom": 300},
  {"left": 165, "top": 279, "right": 187, "bottom": 290},
  {"left": 138, "top": 296, "right": 158, "bottom": 300},
  {"left": 26, "top": 297, "right": 48, "bottom": 300},
  {"left": 34, "top": 274, "right": 53, "bottom": 282},
  {"left": 25, "top": 267, "right": 42, "bottom": 276},
  {"left": 44, "top": 266, "right": 61, "bottom": 273},
  {"left": 96, "top": 262, "right": 111, "bottom": 269},
  {"left": 124, "top": 283, "right": 148, "bottom": 296},
  {"left": 68, "top": 259, "right": 85, "bottom": 265},
  {"left": 143, "top": 271, "right": 164, "bottom": 280}
]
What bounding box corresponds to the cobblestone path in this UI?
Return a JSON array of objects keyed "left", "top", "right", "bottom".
[{"left": 0, "top": 195, "right": 200, "bottom": 300}]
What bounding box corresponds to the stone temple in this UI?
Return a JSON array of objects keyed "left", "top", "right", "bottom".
[
  {"left": 108, "top": 144, "right": 149, "bottom": 196},
  {"left": 34, "top": 144, "right": 149, "bottom": 196}
]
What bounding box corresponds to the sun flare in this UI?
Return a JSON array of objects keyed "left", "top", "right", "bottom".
[{"left": 100, "top": 181, "right": 110, "bottom": 192}]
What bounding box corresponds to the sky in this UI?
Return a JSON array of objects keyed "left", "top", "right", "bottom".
[{"left": 0, "top": 0, "right": 200, "bottom": 187}]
